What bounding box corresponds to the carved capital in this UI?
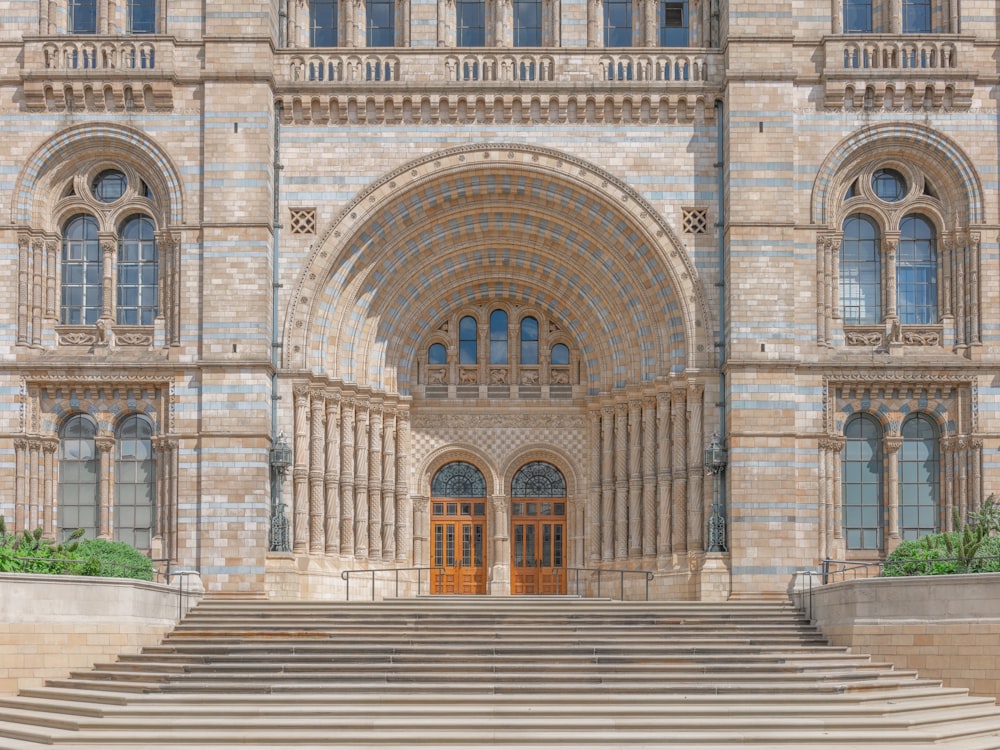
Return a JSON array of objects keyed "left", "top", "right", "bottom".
[
  {"left": 819, "top": 436, "right": 845, "bottom": 453},
  {"left": 95, "top": 436, "right": 115, "bottom": 453},
  {"left": 883, "top": 436, "right": 903, "bottom": 454}
]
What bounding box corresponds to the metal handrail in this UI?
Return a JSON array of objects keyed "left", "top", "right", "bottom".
[
  {"left": 341, "top": 566, "right": 435, "bottom": 601},
  {"left": 566, "top": 567, "right": 655, "bottom": 601},
  {"left": 820, "top": 558, "right": 884, "bottom": 584}
]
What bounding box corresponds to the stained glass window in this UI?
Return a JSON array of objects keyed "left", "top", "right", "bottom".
[{"left": 512, "top": 461, "right": 566, "bottom": 497}]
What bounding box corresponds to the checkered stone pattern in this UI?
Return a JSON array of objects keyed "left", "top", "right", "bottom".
[{"left": 410, "top": 416, "right": 587, "bottom": 488}]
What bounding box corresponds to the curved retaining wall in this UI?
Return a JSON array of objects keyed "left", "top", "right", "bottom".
[
  {"left": 0, "top": 573, "right": 201, "bottom": 695},
  {"left": 796, "top": 573, "right": 1000, "bottom": 700}
]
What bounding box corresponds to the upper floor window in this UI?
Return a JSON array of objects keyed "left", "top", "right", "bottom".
[
  {"left": 93, "top": 170, "right": 128, "bottom": 203},
  {"left": 520, "top": 317, "right": 539, "bottom": 365},
  {"left": 117, "top": 215, "right": 159, "bottom": 326},
  {"left": 490, "top": 309, "right": 508, "bottom": 364},
  {"left": 310, "top": 0, "right": 338, "bottom": 46},
  {"left": 842, "top": 413, "right": 883, "bottom": 550},
  {"left": 459, "top": 316, "right": 478, "bottom": 364},
  {"left": 843, "top": 0, "right": 872, "bottom": 32},
  {"left": 428, "top": 342, "right": 447, "bottom": 365},
  {"left": 902, "top": 0, "right": 931, "bottom": 32},
  {"left": 872, "top": 169, "right": 906, "bottom": 202},
  {"left": 367, "top": 0, "right": 395, "bottom": 45},
  {"left": 604, "top": 0, "right": 633, "bottom": 46},
  {"left": 899, "top": 414, "right": 939, "bottom": 540},
  {"left": 457, "top": 0, "right": 486, "bottom": 45},
  {"left": 128, "top": 0, "right": 157, "bottom": 33},
  {"left": 514, "top": 0, "right": 542, "bottom": 46},
  {"left": 660, "top": 0, "right": 689, "bottom": 46},
  {"left": 61, "top": 215, "right": 102, "bottom": 326},
  {"left": 840, "top": 214, "right": 881, "bottom": 325},
  {"left": 69, "top": 0, "right": 98, "bottom": 33},
  {"left": 897, "top": 215, "right": 937, "bottom": 325},
  {"left": 115, "top": 414, "right": 155, "bottom": 551}
]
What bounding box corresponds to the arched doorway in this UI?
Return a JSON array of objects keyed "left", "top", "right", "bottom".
[
  {"left": 510, "top": 461, "right": 567, "bottom": 595},
  {"left": 430, "top": 461, "right": 488, "bottom": 594}
]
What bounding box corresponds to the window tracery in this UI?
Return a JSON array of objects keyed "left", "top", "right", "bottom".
[
  {"left": 18, "top": 161, "right": 179, "bottom": 350},
  {"left": 431, "top": 461, "right": 487, "bottom": 497},
  {"left": 512, "top": 461, "right": 566, "bottom": 497}
]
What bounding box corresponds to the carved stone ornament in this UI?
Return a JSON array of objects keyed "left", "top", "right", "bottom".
[
  {"left": 413, "top": 413, "right": 586, "bottom": 429},
  {"left": 845, "top": 329, "right": 883, "bottom": 346},
  {"left": 59, "top": 331, "right": 97, "bottom": 346},
  {"left": 489, "top": 369, "right": 508, "bottom": 385},
  {"left": 902, "top": 329, "right": 940, "bottom": 346},
  {"left": 458, "top": 368, "right": 478, "bottom": 385}
]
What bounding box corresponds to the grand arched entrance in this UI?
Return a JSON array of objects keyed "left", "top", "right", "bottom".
[
  {"left": 430, "top": 461, "right": 488, "bottom": 594},
  {"left": 511, "top": 461, "right": 567, "bottom": 595}
]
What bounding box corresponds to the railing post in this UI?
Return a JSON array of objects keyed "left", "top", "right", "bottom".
[
  {"left": 620, "top": 570, "right": 624, "bottom": 601},
  {"left": 371, "top": 571, "right": 376, "bottom": 601}
]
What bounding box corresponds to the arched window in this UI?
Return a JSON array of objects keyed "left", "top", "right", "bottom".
[
  {"left": 310, "top": 0, "right": 338, "bottom": 46},
  {"left": 428, "top": 342, "right": 447, "bottom": 365},
  {"left": 128, "top": 0, "right": 157, "bottom": 33},
  {"left": 899, "top": 414, "right": 939, "bottom": 540},
  {"left": 61, "top": 215, "right": 102, "bottom": 325},
  {"left": 843, "top": 413, "right": 884, "bottom": 550},
  {"left": 117, "top": 215, "right": 158, "bottom": 326},
  {"left": 513, "top": 0, "right": 542, "bottom": 45},
  {"left": 872, "top": 168, "right": 907, "bottom": 202},
  {"left": 551, "top": 343, "right": 570, "bottom": 365},
  {"left": 840, "top": 214, "right": 881, "bottom": 325},
  {"left": 897, "top": 215, "right": 937, "bottom": 325},
  {"left": 59, "top": 415, "right": 99, "bottom": 541},
  {"left": 490, "top": 309, "right": 508, "bottom": 364},
  {"left": 520, "top": 317, "right": 539, "bottom": 365},
  {"left": 459, "top": 316, "right": 478, "bottom": 364},
  {"left": 512, "top": 461, "right": 566, "bottom": 497},
  {"left": 367, "top": 0, "right": 395, "bottom": 45},
  {"left": 115, "top": 415, "right": 155, "bottom": 551},
  {"left": 431, "top": 461, "right": 487, "bottom": 497}
]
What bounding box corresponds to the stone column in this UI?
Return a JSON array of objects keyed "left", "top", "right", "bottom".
[
  {"left": 27, "top": 440, "right": 40, "bottom": 531},
  {"left": 381, "top": 409, "right": 396, "bottom": 561},
  {"left": 16, "top": 236, "right": 29, "bottom": 345},
  {"left": 656, "top": 392, "right": 673, "bottom": 562},
  {"left": 587, "top": 407, "right": 602, "bottom": 563},
  {"left": 970, "top": 438, "right": 983, "bottom": 515},
  {"left": 600, "top": 405, "right": 614, "bottom": 560},
  {"left": 96, "top": 436, "right": 114, "bottom": 539},
  {"left": 957, "top": 437, "right": 969, "bottom": 522},
  {"left": 42, "top": 439, "right": 57, "bottom": 539},
  {"left": 941, "top": 436, "right": 955, "bottom": 532},
  {"left": 969, "top": 234, "right": 981, "bottom": 345},
  {"left": 354, "top": 401, "right": 369, "bottom": 557},
  {"left": 671, "top": 387, "right": 688, "bottom": 555},
  {"left": 30, "top": 239, "right": 42, "bottom": 346},
  {"left": 324, "top": 392, "right": 341, "bottom": 554},
  {"left": 395, "top": 409, "right": 412, "bottom": 563},
  {"left": 412, "top": 496, "right": 429, "bottom": 574},
  {"left": 339, "top": 399, "right": 356, "bottom": 555},
  {"left": 14, "top": 439, "right": 27, "bottom": 530},
  {"left": 884, "top": 435, "right": 902, "bottom": 541},
  {"left": 641, "top": 395, "right": 657, "bottom": 558},
  {"left": 489, "top": 494, "right": 510, "bottom": 595},
  {"left": 687, "top": 383, "right": 704, "bottom": 551},
  {"left": 292, "top": 386, "right": 310, "bottom": 553},
  {"left": 99, "top": 236, "right": 116, "bottom": 322},
  {"left": 627, "top": 397, "right": 642, "bottom": 557},
  {"left": 614, "top": 401, "right": 628, "bottom": 560},
  {"left": 883, "top": 237, "right": 898, "bottom": 323},
  {"left": 368, "top": 402, "right": 383, "bottom": 560},
  {"left": 309, "top": 390, "right": 326, "bottom": 553}
]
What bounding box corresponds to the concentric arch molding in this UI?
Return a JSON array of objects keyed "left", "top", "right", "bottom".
[{"left": 283, "top": 142, "right": 712, "bottom": 388}]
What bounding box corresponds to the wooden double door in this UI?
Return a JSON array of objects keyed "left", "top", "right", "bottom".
[
  {"left": 429, "top": 498, "right": 567, "bottom": 595},
  {"left": 511, "top": 500, "right": 566, "bottom": 595},
  {"left": 430, "top": 500, "right": 487, "bottom": 594}
]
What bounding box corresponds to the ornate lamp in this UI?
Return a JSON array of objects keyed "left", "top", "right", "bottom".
[
  {"left": 705, "top": 431, "right": 728, "bottom": 553},
  {"left": 268, "top": 432, "right": 292, "bottom": 552}
]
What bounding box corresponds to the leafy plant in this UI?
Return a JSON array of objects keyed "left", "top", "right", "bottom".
[{"left": 76, "top": 539, "right": 155, "bottom": 581}]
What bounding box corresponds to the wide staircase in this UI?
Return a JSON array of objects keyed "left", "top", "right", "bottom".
[{"left": 2, "top": 597, "right": 1000, "bottom": 749}]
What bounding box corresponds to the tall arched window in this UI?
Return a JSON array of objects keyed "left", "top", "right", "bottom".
[
  {"left": 551, "top": 343, "right": 570, "bottom": 365},
  {"left": 428, "top": 342, "right": 447, "bottom": 365},
  {"left": 520, "top": 317, "right": 539, "bottom": 365},
  {"left": 61, "top": 215, "right": 102, "bottom": 325},
  {"left": 117, "top": 215, "right": 158, "bottom": 326},
  {"left": 490, "top": 309, "right": 508, "bottom": 364},
  {"left": 459, "top": 316, "right": 478, "bottom": 364},
  {"left": 59, "top": 415, "right": 99, "bottom": 541},
  {"left": 897, "top": 214, "right": 937, "bottom": 325},
  {"left": 115, "top": 415, "right": 155, "bottom": 551},
  {"left": 840, "top": 214, "right": 881, "bottom": 325},
  {"left": 843, "top": 413, "right": 884, "bottom": 550},
  {"left": 899, "top": 414, "right": 939, "bottom": 540}
]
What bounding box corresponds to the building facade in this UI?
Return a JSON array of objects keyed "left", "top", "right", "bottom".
[{"left": 0, "top": 0, "right": 996, "bottom": 599}]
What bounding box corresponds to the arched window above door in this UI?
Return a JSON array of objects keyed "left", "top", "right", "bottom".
[
  {"left": 512, "top": 461, "right": 566, "bottom": 497},
  {"left": 431, "top": 461, "right": 487, "bottom": 497}
]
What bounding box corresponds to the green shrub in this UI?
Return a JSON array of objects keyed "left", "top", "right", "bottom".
[
  {"left": 75, "top": 539, "right": 155, "bottom": 581},
  {"left": 883, "top": 534, "right": 961, "bottom": 576}
]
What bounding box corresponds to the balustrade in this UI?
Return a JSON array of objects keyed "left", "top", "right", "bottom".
[{"left": 24, "top": 36, "right": 170, "bottom": 73}]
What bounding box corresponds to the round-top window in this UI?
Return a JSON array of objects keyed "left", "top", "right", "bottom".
[{"left": 871, "top": 168, "right": 907, "bottom": 202}]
